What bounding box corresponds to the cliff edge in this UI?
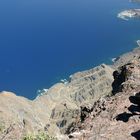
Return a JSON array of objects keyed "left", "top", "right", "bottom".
[
  {"left": 1, "top": 45, "right": 140, "bottom": 139},
  {"left": 0, "top": 63, "right": 114, "bottom": 140}
]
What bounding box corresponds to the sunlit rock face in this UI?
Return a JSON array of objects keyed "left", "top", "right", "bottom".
[
  {"left": 0, "top": 64, "right": 114, "bottom": 140},
  {"left": 1, "top": 45, "right": 140, "bottom": 139},
  {"left": 1, "top": 54, "right": 140, "bottom": 139},
  {"left": 66, "top": 60, "right": 140, "bottom": 140}
]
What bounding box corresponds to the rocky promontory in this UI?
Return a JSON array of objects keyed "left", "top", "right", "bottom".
[
  {"left": 1, "top": 44, "right": 140, "bottom": 140},
  {"left": 0, "top": 63, "right": 115, "bottom": 140},
  {"left": 1, "top": 0, "right": 140, "bottom": 139},
  {"left": 67, "top": 59, "right": 140, "bottom": 139}
]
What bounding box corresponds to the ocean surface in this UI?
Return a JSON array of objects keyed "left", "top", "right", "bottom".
[{"left": 0, "top": 0, "right": 140, "bottom": 99}]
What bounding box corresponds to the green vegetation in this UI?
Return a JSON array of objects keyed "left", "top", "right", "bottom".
[
  {"left": 0, "top": 122, "right": 5, "bottom": 132},
  {"left": 23, "top": 132, "right": 57, "bottom": 140}
]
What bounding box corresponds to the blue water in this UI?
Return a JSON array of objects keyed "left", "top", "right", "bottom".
[{"left": 0, "top": 0, "right": 140, "bottom": 99}]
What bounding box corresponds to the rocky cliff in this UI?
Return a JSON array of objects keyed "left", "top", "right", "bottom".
[
  {"left": 67, "top": 58, "right": 140, "bottom": 140},
  {"left": 1, "top": 0, "right": 140, "bottom": 138},
  {"left": 1, "top": 45, "right": 140, "bottom": 140},
  {"left": 1, "top": 44, "right": 140, "bottom": 140},
  {"left": 0, "top": 63, "right": 114, "bottom": 140}
]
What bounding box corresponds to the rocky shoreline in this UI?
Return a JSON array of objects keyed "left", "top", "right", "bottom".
[
  {"left": 1, "top": 0, "right": 140, "bottom": 140},
  {"left": 0, "top": 44, "right": 140, "bottom": 140}
]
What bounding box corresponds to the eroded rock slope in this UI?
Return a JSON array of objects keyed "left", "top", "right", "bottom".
[
  {"left": 0, "top": 64, "right": 114, "bottom": 140},
  {"left": 67, "top": 58, "right": 140, "bottom": 140}
]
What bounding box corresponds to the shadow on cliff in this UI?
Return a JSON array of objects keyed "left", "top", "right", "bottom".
[
  {"left": 129, "top": 95, "right": 140, "bottom": 106},
  {"left": 116, "top": 96, "right": 140, "bottom": 122},
  {"left": 131, "top": 130, "right": 140, "bottom": 140},
  {"left": 128, "top": 104, "right": 140, "bottom": 115},
  {"left": 115, "top": 93, "right": 140, "bottom": 140},
  {"left": 115, "top": 104, "right": 140, "bottom": 122},
  {"left": 115, "top": 112, "right": 133, "bottom": 122},
  {"left": 112, "top": 70, "right": 125, "bottom": 94},
  {"left": 130, "top": 94, "right": 140, "bottom": 140}
]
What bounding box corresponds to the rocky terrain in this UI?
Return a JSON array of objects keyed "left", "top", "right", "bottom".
[
  {"left": 1, "top": 0, "right": 140, "bottom": 140},
  {"left": 0, "top": 63, "right": 114, "bottom": 140},
  {"left": 1, "top": 43, "right": 140, "bottom": 140},
  {"left": 67, "top": 58, "right": 140, "bottom": 140}
]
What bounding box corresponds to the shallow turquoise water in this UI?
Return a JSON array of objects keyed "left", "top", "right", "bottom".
[{"left": 0, "top": 0, "right": 140, "bottom": 99}]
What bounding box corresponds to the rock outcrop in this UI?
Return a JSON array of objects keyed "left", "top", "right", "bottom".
[
  {"left": 1, "top": 49, "right": 140, "bottom": 140},
  {"left": 1, "top": 45, "right": 140, "bottom": 140},
  {"left": 1, "top": 0, "right": 140, "bottom": 139},
  {"left": 0, "top": 64, "right": 114, "bottom": 140},
  {"left": 67, "top": 59, "right": 140, "bottom": 140}
]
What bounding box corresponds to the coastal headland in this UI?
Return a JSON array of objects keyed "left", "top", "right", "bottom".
[
  {"left": 0, "top": 43, "right": 140, "bottom": 140},
  {"left": 0, "top": 0, "right": 140, "bottom": 139}
]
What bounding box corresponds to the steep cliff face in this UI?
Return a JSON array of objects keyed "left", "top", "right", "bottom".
[
  {"left": 67, "top": 59, "right": 140, "bottom": 140},
  {"left": 1, "top": 44, "right": 140, "bottom": 140},
  {"left": 0, "top": 64, "right": 114, "bottom": 140}
]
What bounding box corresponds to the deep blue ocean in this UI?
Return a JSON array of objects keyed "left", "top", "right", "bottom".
[{"left": 0, "top": 0, "right": 140, "bottom": 99}]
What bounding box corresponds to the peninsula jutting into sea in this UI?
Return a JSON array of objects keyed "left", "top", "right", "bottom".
[{"left": 0, "top": 0, "right": 140, "bottom": 140}]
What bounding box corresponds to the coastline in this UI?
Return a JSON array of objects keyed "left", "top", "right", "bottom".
[
  {"left": 1, "top": 0, "right": 140, "bottom": 99},
  {"left": 1, "top": 42, "right": 140, "bottom": 139},
  {"left": 35, "top": 40, "right": 140, "bottom": 99},
  {"left": 1, "top": 0, "right": 140, "bottom": 139}
]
